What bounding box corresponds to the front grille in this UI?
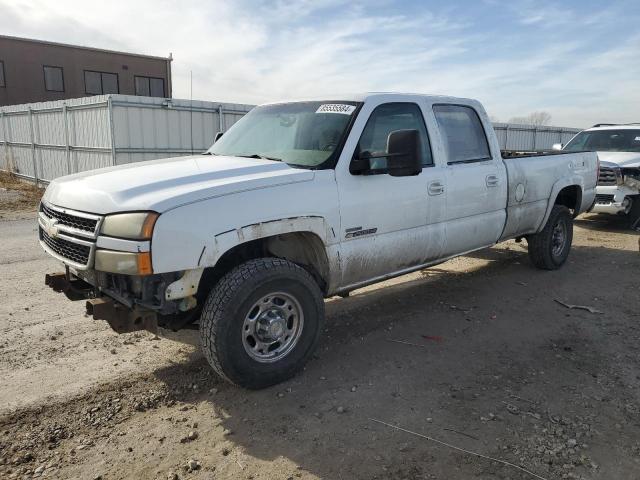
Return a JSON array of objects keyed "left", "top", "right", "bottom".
[
  {"left": 41, "top": 203, "right": 98, "bottom": 233},
  {"left": 595, "top": 194, "right": 615, "bottom": 204},
  {"left": 598, "top": 166, "right": 618, "bottom": 186},
  {"left": 40, "top": 228, "right": 91, "bottom": 266}
]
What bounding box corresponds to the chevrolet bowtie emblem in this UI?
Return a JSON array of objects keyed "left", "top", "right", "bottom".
[{"left": 46, "top": 218, "right": 59, "bottom": 238}]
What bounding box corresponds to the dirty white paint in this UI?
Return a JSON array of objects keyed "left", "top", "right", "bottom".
[{"left": 40, "top": 93, "right": 598, "bottom": 299}]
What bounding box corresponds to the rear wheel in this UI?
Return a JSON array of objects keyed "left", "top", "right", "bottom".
[
  {"left": 200, "top": 258, "right": 324, "bottom": 389},
  {"left": 527, "top": 205, "right": 573, "bottom": 270}
]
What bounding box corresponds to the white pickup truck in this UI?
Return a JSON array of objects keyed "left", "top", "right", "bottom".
[
  {"left": 556, "top": 123, "right": 640, "bottom": 229},
  {"left": 39, "top": 93, "right": 597, "bottom": 388}
]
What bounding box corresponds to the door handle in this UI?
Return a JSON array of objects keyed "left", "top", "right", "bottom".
[
  {"left": 486, "top": 175, "right": 500, "bottom": 187},
  {"left": 428, "top": 181, "right": 444, "bottom": 196}
]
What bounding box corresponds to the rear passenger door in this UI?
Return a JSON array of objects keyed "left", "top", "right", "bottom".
[{"left": 432, "top": 104, "right": 507, "bottom": 256}]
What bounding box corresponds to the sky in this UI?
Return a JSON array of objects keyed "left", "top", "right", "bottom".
[{"left": 1, "top": 0, "right": 639, "bottom": 128}]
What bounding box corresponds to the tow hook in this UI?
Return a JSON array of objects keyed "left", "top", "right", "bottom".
[{"left": 86, "top": 298, "right": 158, "bottom": 334}]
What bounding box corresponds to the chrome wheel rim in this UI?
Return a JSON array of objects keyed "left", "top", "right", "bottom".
[
  {"left": 242, "top": 292, "right": 304, "bottom": 363},
  {"left": 551, "top": 221, "right": 566, "bottom": 257}
]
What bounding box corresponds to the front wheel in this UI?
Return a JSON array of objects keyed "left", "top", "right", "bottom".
[
  {"left": 526, "top": 205, "right": 573, "bottom": 270},
  {"left": 200, "top": 258, "right": 324, "bottom": 389},
  {"left": 627, "top": 195, "right": 640, "bottom": 231}
]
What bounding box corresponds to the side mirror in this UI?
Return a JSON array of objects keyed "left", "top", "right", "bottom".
[
  {"left": 552, "top": 143, "right": 563, "bottom": 151},
  {"left": 386, "top": 129, "right": 422, "bottom": 177},
  {"left": 214, "top": 131, "right": 224, "bottom": 143},
  {"left": 350, "top": 129, "right": 422, "bottom": 176}
]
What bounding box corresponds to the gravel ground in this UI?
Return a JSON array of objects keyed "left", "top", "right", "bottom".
[{"left": 0, "top": 211, "right": 638, "bottom": 480}]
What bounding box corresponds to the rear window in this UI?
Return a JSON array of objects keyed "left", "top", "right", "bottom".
[{"left": 433, "top": 105, "right": 491, "bottom": 163}]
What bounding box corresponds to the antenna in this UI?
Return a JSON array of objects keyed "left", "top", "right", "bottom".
[{"left": 190, "top": 70, "right": 194, "bottom": 155}]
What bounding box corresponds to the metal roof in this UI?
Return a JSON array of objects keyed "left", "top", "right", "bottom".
[{"left": 0, "top": 34, "right": 172, "bottom": 62}]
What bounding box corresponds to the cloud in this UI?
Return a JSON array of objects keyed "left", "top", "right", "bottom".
[{"left": 0, "top": 0, "right": 638, "bottom": 127}]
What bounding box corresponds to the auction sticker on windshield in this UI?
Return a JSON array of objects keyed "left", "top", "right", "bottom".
[{"left": 316, "top": 104, "right": 356, "bottom": 115}]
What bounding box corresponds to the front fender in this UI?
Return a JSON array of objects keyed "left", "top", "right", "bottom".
[
  {"left": 163, "top": 216, "right": 338, "bottom": 301},
  {"left": 204, "top": 216, "right": 333, "bottom": 267}
]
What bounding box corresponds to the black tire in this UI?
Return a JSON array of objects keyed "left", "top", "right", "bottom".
[
  {"left": 527, "top": 205, "right": 573, "bottom": 270},
  {"left": 199, "top": 257, "right": 324, "bottom": 389},
  {"left": 627, "top": 195, "right": 640, "bottom": 231}
]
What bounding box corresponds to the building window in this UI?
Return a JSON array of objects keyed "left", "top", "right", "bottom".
[
  {"left": 134, "top": 75, "right": 165, "bottom": 97},
  {"left": 84, "top": 70, "right": 119, "bottom": 95},
  {"left": 0, "top": 61, "right": 5, "bottom": 87},
  {"left": 43, "top": 65, "right": 64, "bottom": 92}
]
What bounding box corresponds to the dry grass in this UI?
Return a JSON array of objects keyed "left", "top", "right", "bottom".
[{"left": 0, "top": 170, "right": 45, "bottom": 212}]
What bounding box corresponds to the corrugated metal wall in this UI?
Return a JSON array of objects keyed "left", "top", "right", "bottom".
[
  {"left": 493, "top": 123, "right": 580, "bottom": 151},
  {"left": 0, "top": 95, "right": 253, "bottom": 183},
  {"left": 1, "top": 95, "right": 581, "bottom": 184}
]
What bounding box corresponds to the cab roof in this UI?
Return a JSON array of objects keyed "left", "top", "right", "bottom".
[
  {"left": 587, "top": 123, "right": 640, "bottom": 131},
  {"left": 262, "top": 92, "right": 476, "bottom": 106}
]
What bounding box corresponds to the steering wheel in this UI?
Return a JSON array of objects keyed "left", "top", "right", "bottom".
[{"left": 320, "top": 139, "right": 338, "bottom": 151}]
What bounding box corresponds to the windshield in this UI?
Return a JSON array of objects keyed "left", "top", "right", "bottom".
[
  {"left": 207, "top": 101, "right": 361, "bottom": 168},
  {"left": 564, "top": 129, "right": 640, "bottom": 152}
]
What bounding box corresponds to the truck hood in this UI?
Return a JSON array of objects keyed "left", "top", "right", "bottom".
[
  {"left": 597, "top": 152, "right": 640, "bottom": 168},
  {"left": 42, "top": 155, "right": 315, "bottom": 214}
]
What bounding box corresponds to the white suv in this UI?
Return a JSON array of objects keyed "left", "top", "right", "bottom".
[{"left": 558, "top": 124, "right": 640, "bottom": 229}]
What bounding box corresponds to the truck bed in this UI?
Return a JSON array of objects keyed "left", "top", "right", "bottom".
[
  {"left": 501, "top": 150, "right": 579, "bottom": 159},
  {"left": 499, "top": 150, "right": 598, "bottom": 240}
]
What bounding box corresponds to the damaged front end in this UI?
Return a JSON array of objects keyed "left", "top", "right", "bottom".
[
  {"left": 39, "top": 202, "right": 202, "bottom": 334},
  {"left": 45, "top": 267, "right": 201, "bottom": 334},
  {"left": 622, "top": 167, "right": 640, "bottom": 191},
  {"left": 592, "top": 162, "right": 640, "bottom": 215}
]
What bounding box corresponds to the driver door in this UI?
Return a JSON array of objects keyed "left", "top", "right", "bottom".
[{"left": 335, "top": 102, "right": 446, "bottom": 288}]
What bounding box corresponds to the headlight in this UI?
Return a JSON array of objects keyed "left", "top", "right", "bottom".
[
  {"left": 100, "top": 212, "right": 159, "bottom": 240},
  {"left": 95, "top": 251, "right": 153, "bottom": 276}
]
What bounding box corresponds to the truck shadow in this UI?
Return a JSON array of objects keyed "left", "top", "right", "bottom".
[
  {"left": 152, "top": 244, "right": 639, "bottom": 479},
  {"left": 575, "top": 212, "right": 637, "bottom": 234}
]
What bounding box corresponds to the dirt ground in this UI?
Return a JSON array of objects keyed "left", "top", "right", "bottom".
[{"left": 0, "top": 204, "right": 638, "bottom": 480}]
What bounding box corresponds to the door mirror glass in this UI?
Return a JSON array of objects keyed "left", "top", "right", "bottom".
[
  {"left": 386, "top": 129, "right": 422, "bottom": 176},
  {"left": 352, "top": 129, "right": 422, "bottom": 176},
  {"left": 552, "top": 143, "right": 563, "bottom": 151}
]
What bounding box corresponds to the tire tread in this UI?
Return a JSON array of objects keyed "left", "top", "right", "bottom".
[
  {"left": 200, "top": 257, "right": 323, "bottom": 387},
  {"left": 527, "top": 205, "right": 572, "bottom": 270}
]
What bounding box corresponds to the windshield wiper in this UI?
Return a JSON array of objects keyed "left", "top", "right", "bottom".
[{"left": 237, "top": 154, "right": 283, "bottom": 162}]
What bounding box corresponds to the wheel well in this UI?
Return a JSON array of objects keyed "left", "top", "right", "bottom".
[
  {"left": 196, "top": 232, "right": 330, "bottom": 301},
  {"left": 555, "top": 185, "right": 582, "bottom": 216}
]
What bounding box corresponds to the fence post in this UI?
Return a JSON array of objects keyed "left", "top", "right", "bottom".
[
  {"left": 504, "top": 125, "right": 510, "bottom": 150},
  {"left": 532, "top": 126, "right": 537, "bottom": 151},
  {"left": 28, "top": 107, "right": 38, "bottom": 185},
  {"left": 218, "top": 104, "right": 224, "bottom": 133},
  {"left": 0, "top": 111, "right": 4, "bottom": 171},
  {"left": 4, "top": 111, "right": 13, "bottom": 173},
  {"left": 63, "top": 103, "right": 72, "bottom": 174},
  {"left": 108, "top": 96, "right": 117, "bottom": 166}
]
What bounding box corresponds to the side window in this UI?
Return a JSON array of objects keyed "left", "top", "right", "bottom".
[
  {"left": 354, "top": 102, "right": 433, "bottom": 171},
  {"left": 433, "top": 105, "right": 491, "bottom": 164}
]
